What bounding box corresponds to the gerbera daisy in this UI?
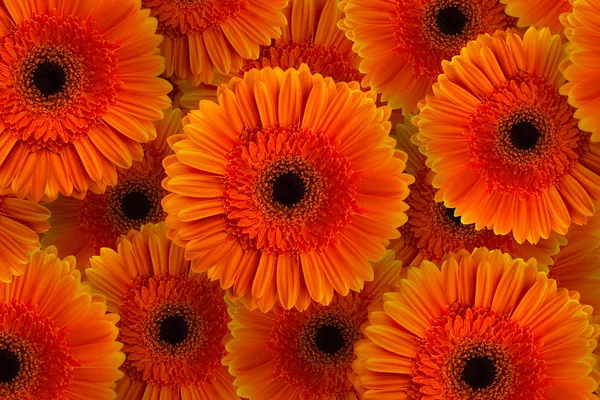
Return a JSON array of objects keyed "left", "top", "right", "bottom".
[
  {"left": 339, "top": 0, "right": 516, "bottom": 113},
  {"left": 413, "top": 27, "right": 600, "bottom": 244},
  {"left": 143, "top": 0, "right": 288, "bottom": 85},
  {"left": 560, "top": 0, "right": 600, "bottom": 142},
  {"left": 390, "top": 116, "right": 563, "bottom": 267},
  {"left": 162, "top": 64, "right": 413, "bottom": 311},
  {"left": 353, "top": 248, "right": 599, "bottom": 398},
  {"left": 0, "top": 247, "right": 124, "bottom": 399},
  {"left": 0, "top": 0, "right": 171, "bottom": 202},
  {"left": 240, "top": 0, "right": 362, "bottom": 83},
  {"left": 227, "top": 251, "right": 400, "bottom": 399},
  {"left": 542, "top": 210, "right": 600, "bottom": 315},
  {"left": 0, "top": 196, "right": 50, "bottom": 282},
  {"left": 86, "top": 223, "right": 238, "bottom": 399},
  {"left": 41, "top": 107, "right": 182, "bottom": 270},
  {"left": 501, "top": 0, "right": 572, "bottom": 34}
]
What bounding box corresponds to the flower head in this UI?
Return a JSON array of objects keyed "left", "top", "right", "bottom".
[
  {"left": 0, "top": 247, "right": 124, "bottom": 398},
  {"left": 414, "top": 27, "right": 600, "bottom": 244},
  {"left": 162, "top": 64, "right": 413, "bottom": 311},
  {"left": 353, "top": 248, "right": 599, "bottom": 398},
  {"left": 86, "top": 223, "right": 238, "bottom": 399},
  {"left": 0, "top": 0, "right": 171, "bottom": 201}
]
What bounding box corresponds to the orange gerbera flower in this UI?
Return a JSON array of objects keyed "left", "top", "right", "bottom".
[
  {"left": 86, "top": 223, "right": 238, "bottom": 399},
  {"left": 143, "top": 0, "right": 288, "bottom": 85},
  {"left": 339, "top": 0, "right": 516, "bottom": 113},
  {"left": 353, "top": 248, "right": 599, "bottom": 398},
  {"left": 0, "top": 196, "right": 50, "bottom": 282},
  {"left": 0, "top": 0, "right": 171, "bottom": 202},
  {"left": 542, "top": 210, "right": 600, "bottom": 315},
  {"left": 162, "top": 65, "right": 413, "bottom": 312},
  {"left": 241, "top": 0, "right": 362, "bottom": 83},
  {"left": 390, "top": 116, "right": 563, "bottom": 267},
  {"left": 0, "top": 247, "right": 124, "bottom": 399},
  {"left": 41, "top": 107, "right": 182, "bottom": 270},
  {"left": 413, "top": 27, "right": 600, "bottom": 244},
  {"left": 501, "top": 0, "right": 572, "bottom": 34},
  {"left": 560, "top": 0, "right": 600, "bottom": 142},
  {"left": 227, "top": 251, "right": 400, "bottom": 399}
]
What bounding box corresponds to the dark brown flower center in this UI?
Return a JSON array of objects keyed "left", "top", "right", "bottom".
[
  {"left": 159, "top": 314, "right": 190, "bottom": 346},
  {"left": 31, "top": 60, "right": 67, "bottom": 97},
  {"left": 0, "top": 348, "right": 20, "bottom": 384},
  {"left": 121, "top": 190, "right": 153, "bottom": 221},
  {"left": 314, "top": 324, "right": 346, "bottom": 355},
  {"left": 461, "top": 355, "right": 497, "bottom": 389},
  {"left": 435, "top": 6, "right": 467, "bottom": 35},
  {"left": 509, "top": 120, "right": 541, "bottom": 151},
  {"left": 444, "top": 207, "right": 462, "bottom": 225},
  {"left": 272, "top": 171, "right": 307, "bottom": 207}
]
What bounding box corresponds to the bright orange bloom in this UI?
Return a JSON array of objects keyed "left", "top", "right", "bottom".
[
  {"left": 339, "top": 0, "right": 515, "bottom": 114},
  {"left": 162, "top": 65, "right": 413, "bottom": 312},
  {"left": 86, "top": 223, "right": 238, "bottom": 399},
  {"left": 560, "top": 0, "right": 600, "bottom": 142},
  {"left": 227, "top": 251, "right": 400, "bottom": 399},
  {"left": 501, "top": 0, "right": 572, "bottom": 34},
  {"left": 41, "top": 107, "right": 182, "bottom": 270},
  {"left": 0, "top": 0, "right": 171, "bottom": 202},
  {"left": 414, "top": 27, "right": 600, "bottom": 244},
  {"left": 0, "top": 247, "right": 124, "bottom": 399},
  {"left": 0, "top": 196, "right": 50, "bottom": 282},
  {"left": 241, "top": 0, "right": 361, "bottom": 83},
  {"left": 353, "top": 248, "right": 599, "bottom": 398},
  {"left": 391, "top": 116, "right": 563, "bottom": 267},
  {"left": 143, "top": 0, "right": 289, "bottom": 85}
]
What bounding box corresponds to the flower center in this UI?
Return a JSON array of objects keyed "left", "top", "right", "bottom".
[
  {"left": 31, "top": 61, "right": 67, "bottom": 97},
  {"left": 0, "top": 14, "right": 118, "bottom": 152},
  {"left": 314, "top": 324, "right": 346, "bottom": 355},
  {"left": 0, "top": 302, "right": 77, "bottom": 399},
  {"left": 412, "top": 304, "right": 546, "bottom": 399},
  {"left": 159, "top": 314, "right": 190, "bottom": 346},
  {"left": 0, "top": 348, "right": 20, "bottom": 384},
  {"left": 509, "top": 120, "right": 541, "bottom": 151},
  {"left": 272, "top": 171, "right": 307, "bottom": 207},
  {"left": 469, "top": 74, "right": 589, "bottom": 195},
  {"left": 444, "top": 207, "right": 462, "bottom": 225},
  {"left": 435, "top": 6, "right": 467, "bottom": 35},
  {"left": 395, "top": 0, "right": 515, "bottom": 78},
  {"left": 223, "top": 126, "right": 360, "bottom": 255},
  {"left": 120, "top": 190, "right": 153, "bottom": 221},
  {"left": 461, "top": 355, "right": 496, "bottom": 389},
  {"left": 118, "top": 275, "right": 229, "bottom": 387}
]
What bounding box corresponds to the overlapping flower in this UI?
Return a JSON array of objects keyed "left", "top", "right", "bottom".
[{"left": 0, "top": 0, "right": 599, "bottom": 398}]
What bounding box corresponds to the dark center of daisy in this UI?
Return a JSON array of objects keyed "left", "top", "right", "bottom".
[
  {"left": 272, "top": 171, "right": 306, "bottom": 207},
  {"left": 509, "top": 120, "right": 541, "bottom": 150},
  {"left": 314, "top": 324, "right": 346, "bottom": 355},
  {"left": 158, "top": 314, "right": 189, "bottom": 345},
  {"left": 445, "top": 207, "right": 462, "bottom": 225},
  {"left": 0, "top": 348, "right": 20, "bottom": 384},
  {"left": 32, "top": 61, "right": 67, "bottom": 97},
  {"left": 121, "top": 191, "right": 153, "bottom": 221},
  {"left": 461, "top": 355, "right": 497, "bottom": 389},
  {"left": 435, "top": 6, "right": 467, "bottom": 35}
]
